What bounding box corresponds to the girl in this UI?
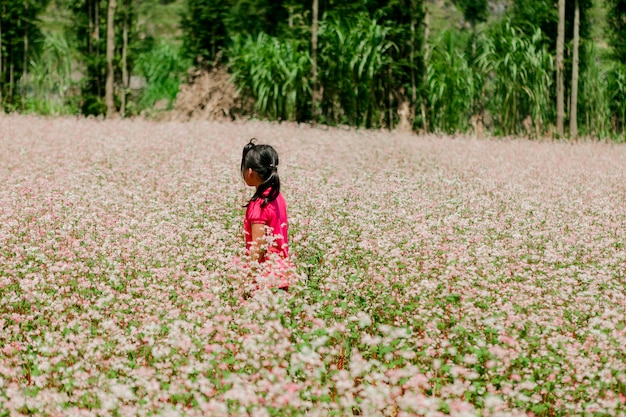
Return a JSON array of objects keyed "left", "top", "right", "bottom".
[{"left": 241, "top": 139, "right": 291, "bottom": 289}]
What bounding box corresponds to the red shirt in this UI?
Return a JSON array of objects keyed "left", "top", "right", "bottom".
[{"left": 244, "top": 191, "right": 289, "bottom": 262}]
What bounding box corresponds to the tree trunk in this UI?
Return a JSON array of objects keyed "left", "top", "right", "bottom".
[
  {"left": 570, "top": 0, "right": 580, "bottom": 140},
  {"left": 88, "top": 0, "right": 93, "bottom": 55},
  {"left": 0, "top": 8, "right": 3, "bottom": 107},
  {"left": 105, "top": 0, "right": 116, "bottom": 117},
  {"left": 9, "top": 61, "right": 14, "bottom": 100},
  {"left": 421, "top": 0, "right": 431, "bottom": 133},
  {"left": 410, "top": 0, "right": 416, "bottom": 115},
  {"left": 556, "top": 0, "right": 566, "bottom": 138},
  {"left": 388, "top": 66, "right": 393, "bottom": 130},
  {"left": 23, "top": 2, "right": 29, "bottom": 98},
  {"left": 311, "top": 0, "right": 319, "bottom": 119},
  {"left": 211, "top": 25, "right": 216, "bottom": 62},
  {"left": 96, "top": 0, "right": 101, "bottom": 97},
  {"left": 121, "top": 4, "right": 128, "bottom": 117}
]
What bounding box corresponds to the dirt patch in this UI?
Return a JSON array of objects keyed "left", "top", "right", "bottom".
[{"left": 167, "top": 66, "right": 244, "bottom": 121}]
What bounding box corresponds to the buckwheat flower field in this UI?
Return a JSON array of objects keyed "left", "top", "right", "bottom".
[{"left": 0, "top": 114, "right": 625, "bottom": 417}]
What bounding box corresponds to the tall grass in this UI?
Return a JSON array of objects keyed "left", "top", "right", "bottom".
[
  {"left": 476, "top": 20, "right": 553, "bottom": 137},
  {"left": 425, "top": 30, "right": 474, "bottom": 133},
  {"left": 422, "top": 21, "right": 552, "bottom": 137},
  {"left": 579, "top": 43, "right": 611, "bottom": 139},
  {"left": 24, "top": 31, "right": 75, "bottom": 115},
  {"left": 135, "top": 43, "right": 189, "bottom": 110},
  {"left": 318, "top": 13, "right": 394, "bottom": 128},
  {"left": 607, "top": 62, "right": 626, "bottom": 140},
  {"left": 228, "top": 14, "right": 393, "bottom": 127},
  {"left": 229, "top": 34, "right": 311, "bottom": 122}
]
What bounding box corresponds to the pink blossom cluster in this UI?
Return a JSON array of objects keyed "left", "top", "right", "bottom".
[{"left": 0, "top": 114, "right": 625, "bottom": 416}]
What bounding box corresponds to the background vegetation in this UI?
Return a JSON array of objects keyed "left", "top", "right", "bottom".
[{"left": 0, "top": 0, "right": 625, "bottom": 140}]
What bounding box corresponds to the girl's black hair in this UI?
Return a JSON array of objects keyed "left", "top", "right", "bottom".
[{"left": 241, "top": 138, "right": 280, "bottom": 207}]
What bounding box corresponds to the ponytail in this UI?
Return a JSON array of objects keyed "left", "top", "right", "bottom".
[{"left": 241, "top": 139, "right": 281, "bottom": 207}]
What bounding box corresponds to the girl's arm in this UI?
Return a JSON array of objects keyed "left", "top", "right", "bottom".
[{"left": 249, "top": 223, "right": 267, "bottom": 262}]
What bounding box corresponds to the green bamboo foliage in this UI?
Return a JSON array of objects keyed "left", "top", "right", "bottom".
[
  {"left": 476, "top": 20, "right": 553, "bottom": 137},
  {"left": 25, "top": 31, "right": 74, "bottom": 115},
  {"left": 318, "top": 13, "right": 394, "bottom": 127},
  {"left": 607, "top": 63, "right": 626, "bottom": 139},
  {"left": 229, "top": 33, "right": 311, "bottom": 122},
  {"left": 228, "top": 15, "right": 393, "bottom": 127},
  {"left": 8, "top": 1, "right": 626, "bottom": 141},
  {"left": 579, "top": 43, "right": 611, "bottom": 138},
  {"left": 135, "top": 43, "right": 189, "bottom": 110},
  {"left": 426, "top": 30, "right": 474, "bottom": 133}
]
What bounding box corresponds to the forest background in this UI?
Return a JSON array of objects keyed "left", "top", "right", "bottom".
[{"left": 1, "top": 0, "right": 625, "bottom": 140}]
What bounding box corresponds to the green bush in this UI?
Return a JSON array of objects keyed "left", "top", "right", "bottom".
[
  {"left": 229, "top": 33, "right": 311, "bottom": 122},
  {"left": 135, "top": 43, "right": 189, "bottom": 111},
  {"left": 476, "top": 20, "right": 553, "bottom": 136},
  {"left": 607, "top": 62, "right": 626, "bottom": 139},
  {"left": 579, "top": 42, "right": 611, "bottom": 138},
  {"left": 318, "top": 13, "right": 394, "bottom": 128},
  {"left": 426, "top": 29, "right": 474, "bottom": 133},
  {"left": 81, "top": 95, "right": 107, "bottom": 116},
  {"left": 24, "top": 31, "right": 77, "bottom": 116}
]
